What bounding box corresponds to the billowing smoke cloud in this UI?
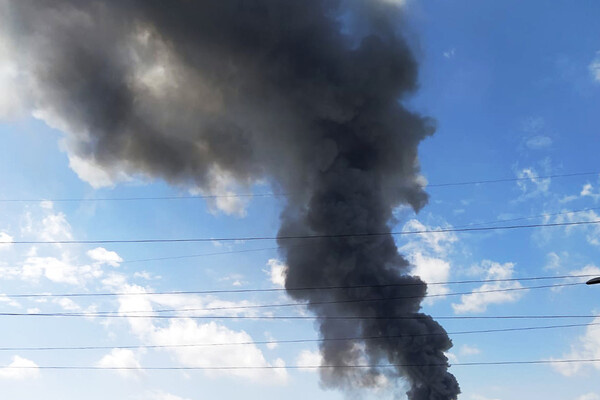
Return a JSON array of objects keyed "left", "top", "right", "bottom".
[{"left": 2, "top": 0, "right": 459, "bottom": 398}]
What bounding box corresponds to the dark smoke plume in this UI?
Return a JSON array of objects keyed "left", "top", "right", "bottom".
[{"left": 2, "top": 0, "right": 459, "bottom": 398}]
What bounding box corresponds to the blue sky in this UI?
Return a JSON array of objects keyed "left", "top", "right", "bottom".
[{"left": 1, "top": 1, "right": 600, "bottom": 399}]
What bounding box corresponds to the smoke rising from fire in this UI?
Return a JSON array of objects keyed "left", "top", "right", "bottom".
[{"left": 1, "top": 1, "right": 459, "bottom": 398}]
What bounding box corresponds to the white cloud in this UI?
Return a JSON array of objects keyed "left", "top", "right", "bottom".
[
  {"left": 0, "top": 294, "right": 20, "bottom": 308},
  {"left": 295, "top": 349, "right": 323, "bottom": 371},
  {"left": 40, "top": 200, "right": 54, "bottom": 210},
  {"left": 87, "top": 247, "right": 123, "bottom": 267},
  {"left": 54, "top": 297, "right": 81, "bottom": 311},
  {"left": 191, "top": 165, "right": 252, "bottom": 217},
  {"left": 550, "top": 315, "right": 600, "bottom": 376},
  {"left": 445, "top": 352, "right": 458, "bottom": 364},
  {"left": 219, "top": 273, "right": 246, "bottom": 287},
  {"left": 20, "top": 256, "right": 102, "bottom": 285},
  {"left": 39, "top": 212, "right": 73, "bottom": 242},
  {"left": 545, "top": 252, "right": 563, "bottom": 271},
  {"left": 0, "top": 356, "right": 39, "bottom": 380},
  {"left": 552, "top": 209, "right": 600, "bottom": 247},
  {"left": 410, "top": 252, "right": 450, "bottom": 301},
  {"left": 264, "top": 331, "right": 278, "bottom": 350},
  {"left": 577, "top": 394, "right": 599, "bottom": 400},
  {"left": 470, "top": 395, "right": 501, "bottom": 400},
  {"left": 581, "top": 183, "right": 600, "bottom": 202},
  {"left": 0, "top": 232, "right": 13, "bottom": 251},
  {"left": 570, "top": 264, "right": 600, "bottom": 279},
  {"left": 151, "top": 319, "right": 288, "bottom": 383},
  {"left": 401, "top": 219, "right": 457, "bottom": 256},
  {"left": 97, "top": 349, "right": 143, "bottom": 378},
  {"left": 266, "top": 258, "right": 287, "bottom": 288},
  {"left": 460, "top": 345, "right": 481, "bottom": 356},
  {"left": 105, "top": 276, "right": 286, "bottom": 384},
  {"left": 452, "top": 261, "right": 523, "bottom": 314},
  {"left": 400, "top": 219, "right": 457, "bottom": 302},
  {"left": 516, "top": 167, "right": 551, "bottom": 199},
  {"left": 589, "top": 51, "right": 600, "bottom": 83},
  {"left": 66, "top": 153, "right": 125, "bottom": 189},
  {"left": 525, "top": 135, "right": 553, "bottom": 149},
  {"left": 443, "top": 48, "right": 456, "bottom": 59},
  {"left": 147, "top": 391, "right": 192, "bottom": 400}
]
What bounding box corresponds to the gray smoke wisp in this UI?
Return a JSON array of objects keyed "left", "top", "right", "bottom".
[{"left": 2, "top": 0, "right": 459, "bottom": 398}]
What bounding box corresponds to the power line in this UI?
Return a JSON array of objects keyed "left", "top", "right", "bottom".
[
  {"left": 1, "top": 312, "right": 598, "bottom": 321},
  {"left": 3, "top": 219, "right": 600, "bottom": 245},
  {"left": 3, "top": 273, "right": 594, "bottom": 299},
  {"left": 427, "top": 171, "right": 598, "bottom": 188},
  {"left": 121, "top": 246, "right": 280, "bottom": 264},
  {"left": 0, "top": 321, "right": 597, "bottom": 352},
  {"left": 3, "top": 358, "right": 600, "bottom": 371},
  {"left": 1, "top": 171, "right": 596, "bottom": 203},
  {"left": 100, "top": 207, "right": 599, "bottom": 265},
  {"left": 106, "top": 206, "right": 600, "bottom": 265},
  {"left": 453, "top": 206, "right": 600, "bottom": 229},
  {"left": 0, "top": 282, "right": 584, "bottom": 316}
]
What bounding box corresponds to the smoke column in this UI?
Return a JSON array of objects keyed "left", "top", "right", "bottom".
[{"left": 2, "top": 1, "right": 459, "bottom": 398}]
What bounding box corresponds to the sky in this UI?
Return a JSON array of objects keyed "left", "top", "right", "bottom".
[{"left": 1, "top": 1, "right": 600, "bottom": 400}]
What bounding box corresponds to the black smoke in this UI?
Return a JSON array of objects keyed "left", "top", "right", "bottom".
[{"left": 2, "top": 0, "right": 459, "bottom": 398}]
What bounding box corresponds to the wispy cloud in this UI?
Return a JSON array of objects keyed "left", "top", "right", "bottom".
[{"left": 452, "top": 261, "right": 523, "bottom": 313}]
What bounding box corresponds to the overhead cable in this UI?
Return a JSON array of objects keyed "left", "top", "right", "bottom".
[
  {"left": 3, "top": 219, "right": 600, "bottom": 245},
  {"left": 1, "top": 171, "right": 596, "bottom": 202},
  {"left": 0, "top": 321, "right": 598, "bottom": 352},
  {"left": 3, "top": 274, "right": 594, "bottom": 299}
]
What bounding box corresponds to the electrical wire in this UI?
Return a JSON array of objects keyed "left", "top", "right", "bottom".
[
  {"left": 2, "top": 358, "right": 600, "bottom": 370},
  {"left": 0, "top": 321, "right": 597, "bottom": 352},
  {"left": 1, "top": 171, "right": 596, "bottom": 202},
  {"left": 0, "top": 282, "right": 585, "bottom": 317},
  {"left": 3, "top": 219, "right": 600, "bottom": 245},
  {"left": 3, "top": 273, "right": 594, "bottom": 299}
]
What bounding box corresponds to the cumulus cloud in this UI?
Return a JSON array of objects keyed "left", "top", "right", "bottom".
[
  {"left": 452, "top": 261, "right": 523, "bottom": 314},
  {"left": 66, "top": 153, "right": 134, "bottom": 189},
  {"left": 550, "top": 316, "right": 600, "bottom": 376},
  {"left": 151, "top": 320, "right": 287, "bottom": 383},
  {"left": 106, "top": 277, "right": 287, "bottom": 384},
  {"left": 551, "top": 209, "right": 600, "bottom": 247},
  {"left": 265, "top": 259, "right": 287, "bottom": 288},
  {"left": 54, "top": 297, "right": 81, "bottom": 311},
  {"left": 87, "top": 247, "right": 123, "bottom": 267},
  {"left": 39, "top": 212, "right": 73, "bottom": 242},
  {"left": 0, "top": 232, "right": 13, "bottom": 251},
  {"left": 20, "top": 256, "right": 102, "bottom": 285},
  {"left": 0, "top": 294, "right": 20, "bottom": 308},
  {"left": 295, "top": 349, "right": 323, "bottom": 371},
  {"left": 459, "top": 345, "right": 481, "bottom": 356},
  {"left": 576, "top": 394, "right": 600, "bottom": 400},
  {"left": 147, "top": 391, "right": 192, "bottom": 400},
  {"left": 470, "top": 395, "right": 501, "bottom": 400},
  {"left": 97, "top": 349, "right": 143, "bottom": 379},
  {"left": 0, "top": 356, "right": 40, "bottom": 380},
  {"left": 400, "top": 219, "right": 457, "bottom": 302},
  {"left": 409, "top": 252, "right": 451, "bottom": 300},
  {"left": 570, "top": 264, "right": 600, "bottom": 279}
]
